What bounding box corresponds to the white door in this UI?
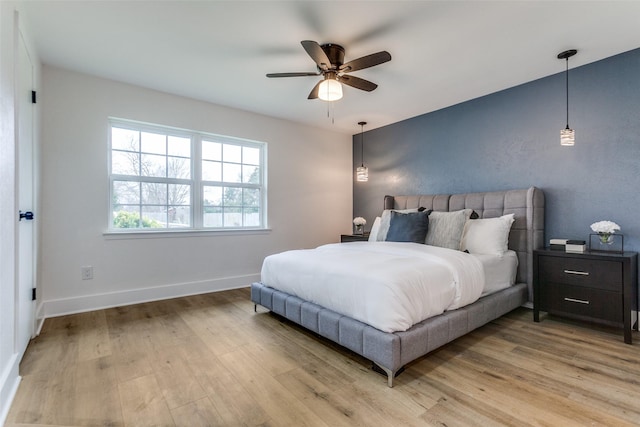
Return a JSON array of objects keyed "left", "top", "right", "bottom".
[{"left": 16, "top": 26, "right": 35, "bottom": 354}]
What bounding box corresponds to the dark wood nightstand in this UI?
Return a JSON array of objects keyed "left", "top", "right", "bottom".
[
  {"left": 533, "top": 248, "right": 638, "bottom": 344},
  {"left": 340, "top": 233, "right": 369, "bottom": 243}
]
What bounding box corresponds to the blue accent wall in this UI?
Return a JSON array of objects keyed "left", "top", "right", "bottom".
[{"left": 353, "top": 47, "right": 640, "bottom": 252}]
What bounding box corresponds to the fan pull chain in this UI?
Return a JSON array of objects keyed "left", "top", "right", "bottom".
[
  {"left": 331, "top": 101, "right": 335, "bottom": 124},
  {"left": 326, "top": 101, "right": 335, "bottom": 124},
  {"left": 327, "top": 101, "right": 336, "bottom": 125}
]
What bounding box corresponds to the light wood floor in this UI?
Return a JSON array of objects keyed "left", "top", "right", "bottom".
[{"left": 6, "top": 288, "right": 640, "bottom": 427}]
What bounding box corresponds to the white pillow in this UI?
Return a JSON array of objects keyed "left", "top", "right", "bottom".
[
  {"left": 425, "top": 209, "right": 473, "bottom": 250},
  {"left": 375, "top": 208, "right": 419, "bottom": 241},
  {"left": 368, "top": 217, "right": 381, "bottom": 242},
  {"left": 460, "top": 213, "right": 515, "bottom": 255}
]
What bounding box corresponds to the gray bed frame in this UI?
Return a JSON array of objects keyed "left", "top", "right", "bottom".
[{"left": 251, "top": 187, "right": 544, "bottom": 387}]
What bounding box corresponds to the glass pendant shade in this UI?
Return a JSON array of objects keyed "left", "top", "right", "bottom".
[
  {"left": 356, "top": 165, "right": 369, "bottom": 182},
  {"left": 558, "top": 49, "right": 577, "bottom": 146},
  {"left": 356, "top": 121, "right": 368, "bottom": 182},
  {"left": 318, "top": 78, "right": 343, "bottom": 101},
  {"left": 560, "top": 127, "right": 575, "bottom": 146}
]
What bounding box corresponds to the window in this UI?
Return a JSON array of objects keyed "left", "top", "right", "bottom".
[{"left": 109, "top": 119, "right": 266, "bottom": 231}]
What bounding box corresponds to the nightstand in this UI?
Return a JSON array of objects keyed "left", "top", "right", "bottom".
[
  {"left": 341, "top": 233, "right": 369, "bottom": 243},
  {"left": 533, "top": 248, "right": 638, "bottom": 344}
]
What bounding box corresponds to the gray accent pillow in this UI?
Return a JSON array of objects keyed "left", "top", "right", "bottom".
[
  {"left": 425, "top": 209, "right": 473, "bottom": 250},
  {"left": 386, "top": 211, "right": 430, "bottom": 243}
]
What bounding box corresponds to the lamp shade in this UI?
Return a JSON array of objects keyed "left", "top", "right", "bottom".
[
  {"left": 318, "top": 79, "right": 343, "bottom": 101},
  {"left": 558, "top": 49, "right": 577, "bottom": 146},
  {"left": 356, "top": 165, "right": 369, "bottom": 182},
  {"left": 560, "top": 127, "right": 575, "bottom": 146}
]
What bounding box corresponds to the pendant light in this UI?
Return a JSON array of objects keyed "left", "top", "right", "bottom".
[
  {"left": 356, "top": 121, "right": 368, "bottom": 182},
  {"left": 558, "top": 49, "right": 577, "bottom": 146}
]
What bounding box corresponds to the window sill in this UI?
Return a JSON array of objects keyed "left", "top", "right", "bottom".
[{"left": 103, "top": 228, "right": 271, "bottom": 240}]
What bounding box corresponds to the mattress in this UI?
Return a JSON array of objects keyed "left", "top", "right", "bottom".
[
  {"left": 475, "top": 250, "right": 518, "bottom": 296},
  {"left": 260, "top": 241, "right": 486, "bottom": 333}
]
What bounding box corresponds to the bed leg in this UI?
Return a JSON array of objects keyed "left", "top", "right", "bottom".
[
  {"left": 378, "top": 365, "right": 395, "bottom": 388},
  {"left": 254, "top": 304, "right": 257, "bottom": 312}
]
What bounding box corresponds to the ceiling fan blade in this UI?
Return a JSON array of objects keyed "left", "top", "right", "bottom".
[
  {"left": 307, "top": 81, "right": 321, "bottom": 99},
  {"left": 266, "top": 72, "right": 320, "bottom": 78},
  {"left": 339, "top": 75, "right": 378, "bottom": 92},
  {"left": 339, "top": 51, "right": 391, "bottom": 73},
  {"left": 301, "top": 40, "right": 331, "bottom": 71}
]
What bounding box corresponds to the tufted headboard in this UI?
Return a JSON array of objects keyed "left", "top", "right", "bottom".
[{"left": 384, "top": 187, "right": 545, "bottom": 302}]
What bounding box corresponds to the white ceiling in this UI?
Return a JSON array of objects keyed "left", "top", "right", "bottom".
[{"left": 21, "top": 1, "right": 640, "bottom": 135}]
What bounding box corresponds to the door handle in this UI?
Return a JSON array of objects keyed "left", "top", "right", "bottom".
[{"left": 19, "top": 211, "right": 34, "bottom": 221}]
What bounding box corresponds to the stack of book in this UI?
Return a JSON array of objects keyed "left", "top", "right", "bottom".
[
  {"left": 549, "top": 238, "right": 586, "bottom": 253},
  {"left": 566, "top": 240, "right": 586, "bottom": 253},
  {"left": 550, "top": 238, "right": 567, "bottom": 250}
]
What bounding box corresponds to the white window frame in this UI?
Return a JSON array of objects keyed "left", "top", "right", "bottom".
[{"left": 107, "top": 118, "right": 267, "bottom": 234}]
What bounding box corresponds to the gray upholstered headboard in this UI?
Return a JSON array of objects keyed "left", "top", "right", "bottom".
[{"left": 384, "top": 187, "right": 544, "bottom": 302}]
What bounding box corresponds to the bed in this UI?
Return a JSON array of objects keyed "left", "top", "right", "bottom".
[{"left": 251, "top": 187, "right": 544, "bottom": 386}]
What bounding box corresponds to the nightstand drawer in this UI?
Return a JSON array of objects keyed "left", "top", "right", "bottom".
[
  {"left": 538, "top": 256, "right": 621, "bottom": 291},
  {"left": 543, "top": 283, "right": 622, "bottom": 323}
]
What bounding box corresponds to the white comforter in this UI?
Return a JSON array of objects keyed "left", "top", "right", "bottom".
[{"left": 260, "top": 242, "right": 485, "bottom": 333}]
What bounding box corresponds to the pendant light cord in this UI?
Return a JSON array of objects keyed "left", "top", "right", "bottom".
[
  {"left": 565, "top": 57, "right": 570, "bottom": 129},
  {"left": 360, "top": 123, "right": 365, "bottom": 167}
]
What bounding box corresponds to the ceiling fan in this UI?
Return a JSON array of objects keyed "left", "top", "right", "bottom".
[{"left": 266, "top": 40, "right": 392, "bottom": 101}]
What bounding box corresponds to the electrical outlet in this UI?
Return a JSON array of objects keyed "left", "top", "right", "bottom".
[{"left": 81, "top": 266, "right": 93, "bottom": 280}]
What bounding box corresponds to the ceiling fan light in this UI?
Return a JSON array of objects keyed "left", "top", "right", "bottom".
[
  {"left": 356, "top": 166, "right": 369, "bottom": 182},
  {"left": 560, "top": 127, "right": 575, "bottom": 146},
  {"left": 318, "top": 79, "right": 343, "bottom": 101}
]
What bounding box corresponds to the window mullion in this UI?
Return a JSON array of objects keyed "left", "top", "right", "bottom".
[{"left": 193, "top": 135, "right": 203, "bottom": 228}]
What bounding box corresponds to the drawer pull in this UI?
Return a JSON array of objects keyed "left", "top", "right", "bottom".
[
  {"left": 564, "top": 297, "right": 590, "bottom": 305},
  {"left": 563, "top": 269, "right": 589, "bottom": 276}
]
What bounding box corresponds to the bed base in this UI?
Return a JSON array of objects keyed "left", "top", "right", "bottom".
[{"left": 251, "top": 281, "right": 527, "bottom": 387}]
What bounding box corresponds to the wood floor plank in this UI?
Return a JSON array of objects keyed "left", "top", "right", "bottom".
[
  {"left": 73, "top": 357, "right": 124, "bottom": 426},
  {"left": 117, "top": 374, "right": 174, "bottom": 427},
  {"left": 149, "top": 344, "right": 208, "bottom": 410},
  {"left": 188, "top": 354, "right": 271, "bottom": 426},
  {"left": 218, "top": 345, "right": 330, "bottom": 427},
  {"left": 19, "top": 331, "right": 79, "bottom": 377},
  {"left": 75, "top": 310, "right": 112, "bottom": 361},
  {"left": 169, "top": 397, "right": 225, "bottom": 427},
  {"left": 108, "top": 325, "right": 155, "bottom": 383},
  {"left": 5, "top": 370, "right": 49, "bottom": 425},
  {"left": 275, "top": 366, "right": 381, "bottom": 427},
  {"left": 8, "top": 290, "right": 640, "bottom": 427},
  {"left": 429, "top": 346, "right": 637, "bottom": 427}
]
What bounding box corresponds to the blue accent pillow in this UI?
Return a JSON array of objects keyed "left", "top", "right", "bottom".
[{"left": 386, "top": 210, "right": 430, "bottom": 243}]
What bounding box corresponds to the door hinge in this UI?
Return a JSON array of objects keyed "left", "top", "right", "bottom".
[
  {"left": 32, "top": 90, "right": 36, "bottom": 104},
  {"left": 32, "top": 287, "right": 36, "bottom": 301}
]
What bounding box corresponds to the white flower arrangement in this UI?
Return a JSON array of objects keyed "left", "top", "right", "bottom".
[
  {"left": 590, "top": 220, "right": 621, "bottom": 235},
  {"left": 353, "top": 217, "right": 367, "bottom": 226}
]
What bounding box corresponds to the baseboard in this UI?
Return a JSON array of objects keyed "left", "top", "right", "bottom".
[
  {"left": 40, "top": 273, "right": 260, "bottom": 319},
  {"left": 0, "top": 353, "right": 21, "bottom": 427}
]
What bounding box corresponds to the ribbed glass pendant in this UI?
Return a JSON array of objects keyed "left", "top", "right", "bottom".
[
  {"left": 560, "top": 127, "right": 575, "bottom": 146},
  {"left": 356, "top": 165, "right": 369, "bottom": 182}
]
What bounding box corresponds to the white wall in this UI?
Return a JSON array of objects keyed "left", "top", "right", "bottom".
[{"left": 38, "top": 66, "right": 352, "bottom": 318}]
